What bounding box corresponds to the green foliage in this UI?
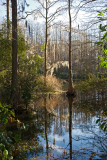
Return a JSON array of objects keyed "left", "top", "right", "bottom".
[
  {"left": 17, "top": 39, "right": 43, "bottom": 104},
  {"left": 34, "top": 78, "right": 53, "bottom": 93},
  {"left": 96, "top": 117, "right": 107, "bottom": 134},
  {"left": 0, "top": 35, "right": 12, "bottom": 71},
  {"left": 96, "top": 8, "right": 107, "bottom": 70},
  {"left": 40, "top": 42, "right": 45, "bottom": 54},
  {"left": 75, "top": 74, "right": 107, "bottom": 92},
  {"left": 18, "top": 53, "right": 43, "bottom": 105},
  {"left": 0, "top": 103, "right": 15, "bottom": 160},
  {"left": 0, "top": 102, "right": 30, "bottom": 159},
  {"left": 0, "top": 103, "right": 15, "bottom": 124},
  {"left": 0, "top": 24, "right": 43, "bottom": 105}
]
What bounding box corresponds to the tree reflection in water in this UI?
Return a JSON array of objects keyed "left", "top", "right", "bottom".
[
  {"left": 68, "top": 96, "right": 73, "bottom": 160},
  {"left": 11, "top": 91, "right": 107, "bottom": 159},
  {"left": 44, "top": 97, "right": 49, "bottom": 160}
]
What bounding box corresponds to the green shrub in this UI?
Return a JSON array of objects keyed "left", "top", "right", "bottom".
[
  {"left": 0, "top": 103, "right": 15, "bottom": 160},
  {"left": 0, "top": 26, "right": 43, "bottom": 105},
  {"left": 75, "top": 75, "right": 107, "bottom": 92}
]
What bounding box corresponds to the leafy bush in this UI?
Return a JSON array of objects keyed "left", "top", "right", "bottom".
[
  {"left": 96, "top": 117, "right": 107, "bottom": 134},
  {"left": 0, "top": 26, "right": 43, "bottom": 105},
  {"left": 96, "top": 8, "right": 107, "bottom": 70},
  {"left": 18, "top": 53, "right": 43, "bottom": 106},
  {"left": 35, "top": 75, "right": 62, "bottom": 93},
  {"left": 0, "top": 103, "right": 15, "bottom": 159},
  {"left": 0, "top": 103, "right": 29, "bottom": 159},
  {"left": 75, "top": 75, "right": 107, "bottom": 92}
]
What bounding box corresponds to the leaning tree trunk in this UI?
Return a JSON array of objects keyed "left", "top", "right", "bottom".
[
  {"left": 11, "top": 0, "right": 18, "bottom": 108},
  {"left": 67, "top": 0, "right": 74, "bottom": 95},
  {"left": 7, "top": 0, "right": 10, "bottom": 38}
]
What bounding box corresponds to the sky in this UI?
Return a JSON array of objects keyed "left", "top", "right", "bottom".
[
  {"left": 0, "top": 0, "right": 86, "bottom": 28},
  {"left": 0, "top": 1, "right": 6, "bottom": 22},
  {"left": 0, "top": 0, "right": 106, "bottom": 31}
]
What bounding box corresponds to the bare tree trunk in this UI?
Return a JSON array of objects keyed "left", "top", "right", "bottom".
[
  {"left": 7, "top": 0, "right": 10, "bottom": 38},
  {"left": 44, "top": 0, "right": 48, "bottom": 87},
  {"left": 11, "top": 0, "right": 18, "bottom": 108},
  {"left": 67, "top": 0, "right": 74, "bottom": 95},
  {"left": 55, "top": 26, "right": 58, "bottom": 62}
]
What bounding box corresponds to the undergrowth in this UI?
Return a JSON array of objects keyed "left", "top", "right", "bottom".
[
  {"left": 75, "top": 76, "right": 107, "bottom": 92},
  {"left": 35, "top": 75, "right": 62, "bottom": 94}
]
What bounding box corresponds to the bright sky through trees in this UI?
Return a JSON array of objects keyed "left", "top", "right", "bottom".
[{"left": 0, "top": 0, "right": 107, "bottom": 33}]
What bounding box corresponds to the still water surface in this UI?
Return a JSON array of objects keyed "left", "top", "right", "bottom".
[{"left": 15, "top": 91, "right": 107, "bottom": 160}]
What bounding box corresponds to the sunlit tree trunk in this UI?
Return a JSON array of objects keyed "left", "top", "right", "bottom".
[
  {"left": 44, "top": 0, "right": 48, "bottom": 87},
  {"left": 67, "top": 0, "right": 74, "bottom": 95},
  {"left": 11, "top": 0, "right": 18, "bottom": 108},
  {"left": 55, "top": 26, "right": 58, "bottom": 62}
]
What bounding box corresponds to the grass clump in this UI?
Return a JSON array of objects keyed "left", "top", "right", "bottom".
[{"left": 35, "top": 75, "right": 62, "bottom": 93}]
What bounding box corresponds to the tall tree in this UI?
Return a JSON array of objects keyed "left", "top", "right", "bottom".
[
  {"left": 44, "top": 0, "right": 48, "bottom": 86},
  {"left": 36, "top": 0, "right": 62, "bottom": 86},
  {"left": 67, "top": 0, "right": 74, "bottom": 95},
  {"left": 11, "top": 0, "right": 18, "bottom": 107}
]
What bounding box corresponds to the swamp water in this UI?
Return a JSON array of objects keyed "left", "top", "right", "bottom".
[{"left": 14, "top": 91, "right": 107, "bottom": 160}]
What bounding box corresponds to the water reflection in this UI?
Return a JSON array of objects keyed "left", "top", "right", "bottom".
[
  {"left": 68, "top": 96, "right": 73, "bottom": 160},
  {"left": 14, "top": 92, "right": 107, "bottom": 160},
  {"left": 44, "top": 97, "right": 49, "bottom": 160}
]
